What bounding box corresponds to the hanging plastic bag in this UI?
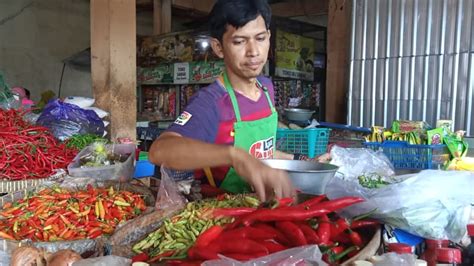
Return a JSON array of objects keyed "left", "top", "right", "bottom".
[
  {"left": 155, "top": 166, "right": 187, "bottom": 211},
  {"left": 0, "top": 73, "right": 20, "bottom": 110},
  {"left": 36, "top": 99, "right": 104, "bottom": 141},
  {"left": 329, "top": 145, "right": 395, "bottom": 180},
  {"left": 325, "top": 170, "right": 474, "bottom": 241},
  {"left": 203, "top": 245, "right": 327, "bottom": 266}
]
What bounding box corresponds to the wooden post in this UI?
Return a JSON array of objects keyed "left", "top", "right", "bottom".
[
  {"left": 153, "top": 0, "right": 171, "bottom": 35},
  {"left": 91, "top": 0, "right": 137, "bottom": 141},
  {"left": 325, "top": 0, "right": 351, "bottom": 123}
]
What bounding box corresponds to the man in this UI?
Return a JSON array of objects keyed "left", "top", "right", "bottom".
[{"left": 150, "top": 0, "right": 296, "bottom": 201}]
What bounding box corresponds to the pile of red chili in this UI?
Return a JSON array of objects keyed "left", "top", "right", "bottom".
[
  {"left": 0, "top": 185, "right": 147, "bottom": 241},
  {"left": 0, "top": 108, "right": 77, "bottom": 180},
  {"left": 155, "top": 195, "right": 380, "bottom": 265}
]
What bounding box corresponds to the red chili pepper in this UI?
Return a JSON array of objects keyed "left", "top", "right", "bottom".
[
  {"left": 219, "top": 226, "right": 276, "bottom": 241},
  {"left": 296, "top": 194, "right": 327, "bottom": 209},
  {"left": 297, "top": 222, "right": 321, "bottom": 244},
  {"left": 194, "top": 225, "right": 223, "bottom": 248},
  {"left": 331, "top": 218, "right": 350, "bottom": 239},
  {"left": 350, "top": 219, "right": 380, "bottom": 229},
  {"left": 238, "top": 207, "right": 331, "bottom": 226},
  {"left": 317, "top": 215, "right": 331, "bottom": 245},
  {"left": 252, "top": 223, "right": 290, "bottom": 245},
  {"left": 261, "top": 241, "right": 287, "bottom": 253},
  {"left": 212, "top": 207, "right": 256, "bottom": 218},
  {"left": 348, "top": 230, "right": 364, "bottom": 247},
  {"left": 148, "top": 250, "right": 175, "bottom": 262},
  {"left": 166, "top": 260, "right": 204, "bottom": 266},
  {"left": 212, "top": 237, "right": 269, "bottom": 254},
  {"left": 187, "top": 246, "right": 219, "bottom": 260},
  {"left": 275, "top": 221, "right": 307, "bottom": 247},
  {"left": 310, "top": 197, "right": 364, "bottom": 212}
]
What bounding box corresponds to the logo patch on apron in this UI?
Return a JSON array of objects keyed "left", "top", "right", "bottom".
[
  {"left": 174, "top": 111, "right": 192, "bottom": 126},
  {"left": 249, "top": 137, "right": 274, "bottom": 159}
]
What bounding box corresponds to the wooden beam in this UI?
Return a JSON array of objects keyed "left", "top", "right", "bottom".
[
  {"left": 153, "top": 0, "right": 172, "bottom": 35},
  {"left": 153, "top": 0, "right": 162, "bottom": 35},
  {"left": 172, "top": 0, "right": 215, "bottom": 14},
  {"left": 325, "top": 0, "right": 351, "bottom": 123},
  {"left": 91, "top": 0, "right": 137, "bottom": 140},
  {"left": 162, "top": 0, "right": 172, "bottom": 33},
  {"left": 271, "top": 0, "right": 328, "bottom": 17}
]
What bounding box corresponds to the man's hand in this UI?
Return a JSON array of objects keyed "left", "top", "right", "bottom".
[{"left": 229, "top": 147, "right": 295, "bottom": 201}]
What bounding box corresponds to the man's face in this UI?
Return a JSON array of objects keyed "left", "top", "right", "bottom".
[{"left": 212, "top": 15, "right": 271, "bottom": 80}]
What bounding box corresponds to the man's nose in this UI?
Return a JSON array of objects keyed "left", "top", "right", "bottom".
[{"left": 246, "top": 40, "right": 259, "bottom": 57}]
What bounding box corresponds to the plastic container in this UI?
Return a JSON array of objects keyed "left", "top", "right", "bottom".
[
  {"left": 134, "top": 160, "right": 155, "bottom": 178},
  {"left": 387, "top": 243, "right": 413, "bottom": 254},
  {"left": 435, "top": 248, "right": 462, "bottom": 265},
  {"left": 276, "top": 128, "right": 330, "bottom": 158},
  {"left": 421, "top": 239, "right": 450, "bottom": 266},
  {"left": 68, "top": 144, "right": 136, "bottom": 181},
  {"left": 363, "top": 141, "right": 450, "bottom": 169}
]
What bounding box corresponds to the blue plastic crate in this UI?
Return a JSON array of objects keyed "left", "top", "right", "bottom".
[
  {"left": 276, "top": 128, "right": 331, "bottom": 158},
  {"left": 363, "top": 141, "right": 450, "bottom": 170}
]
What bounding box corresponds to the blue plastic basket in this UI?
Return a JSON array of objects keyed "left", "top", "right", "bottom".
[
  {"left": 276, "top": 128, "right": 331, "bottom": 158},
  {"left": 363, "top": 141, "right": 450, "bottom": 170}
]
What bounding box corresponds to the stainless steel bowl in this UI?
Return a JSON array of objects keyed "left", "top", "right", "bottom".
[
  {"left": 284, "top": 108, "right": 315, "bottom": 122},
  {"left": 262, "top": 159, "right": 338, "bottom": 195}
]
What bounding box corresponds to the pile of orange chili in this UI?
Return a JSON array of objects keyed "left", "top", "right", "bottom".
[{"left": 0, "top": 185, "right": 146, "bottom": 241}]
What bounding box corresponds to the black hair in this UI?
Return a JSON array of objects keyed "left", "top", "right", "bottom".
[
  {"left": 209, "top": 0, "right": 272, "bottom": 41},
  {"left": 24, "top": 88, "right": 31, "bottom": 99}
]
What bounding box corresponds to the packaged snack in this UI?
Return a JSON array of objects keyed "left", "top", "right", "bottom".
[
  {"left": 444, "top": 135, "right": 468, "bottom": 158},
  {"left": 427, "top": 128, "right": 444, "bottom": 145},
  {"left": 392, "top": 120, "right": 429, "bottom": 134}
]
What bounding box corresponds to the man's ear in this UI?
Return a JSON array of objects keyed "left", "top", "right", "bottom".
[{"left": 210, "top": 38, "right": 224, "bottom": 59}]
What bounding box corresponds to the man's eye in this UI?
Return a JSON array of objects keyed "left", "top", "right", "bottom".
[
  {"left": 257, "top": 36, "right": 266, "bottom": 42},
  {"left": 233, "top": 40, "right": 244, "bottom": 45}
]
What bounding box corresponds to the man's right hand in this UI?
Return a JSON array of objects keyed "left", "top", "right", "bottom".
[{"left": 229, "top": 147, "right": 296, "bottom": 202}]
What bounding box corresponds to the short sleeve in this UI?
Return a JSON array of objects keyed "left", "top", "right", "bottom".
[{"left": 166, "top": 88, "right": 220, "bottom": 143}]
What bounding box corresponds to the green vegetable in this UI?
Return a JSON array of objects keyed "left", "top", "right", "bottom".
[
  {"left": 358, "top": 174, "right": 392, "bottom": 189},
  {"left": 65, "top": 134, "right": 109, "bottom": 150}
]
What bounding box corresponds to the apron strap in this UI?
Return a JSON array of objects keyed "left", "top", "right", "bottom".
[{"left": 223, "top": 72, "right": 275, "bottom": 122}]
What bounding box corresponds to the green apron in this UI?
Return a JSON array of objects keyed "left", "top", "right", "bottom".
[{"left": 219, "top": 72, "right": 278, "bottom": 194}]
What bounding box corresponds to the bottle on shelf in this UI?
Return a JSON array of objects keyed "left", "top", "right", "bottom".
[{"left": 421, "top": 239, "right": 450, "bottom": 266}]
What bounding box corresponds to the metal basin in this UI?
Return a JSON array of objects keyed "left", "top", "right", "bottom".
[
  {"left": 284, "top": 108, "right": 315, "bottom": 122},
  {"left": 262, "top": 159, "right": 338, "bottom": 195}
]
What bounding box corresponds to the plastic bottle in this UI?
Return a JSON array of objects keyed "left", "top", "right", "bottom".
[
  {"left": 387, "top": 243, "right": 413, "bottom": 254},
  {"left": 461, "top": 224, "right": 474, "bottom": 266},
  {"left": 435, "top": 248, "right": 462, "bottom": 266},
  {"left": 421, "top": 239, "right": 450, "bottom": 266}
]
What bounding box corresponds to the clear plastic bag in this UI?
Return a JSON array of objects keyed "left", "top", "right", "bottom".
[
  {"left": 203, "top": 245, "right": 327, "bottom": 266},
  {"left": 326, "top": 170, "right": 474, "bottom": 241},
  {"left": 329, "top": 146, "right": 395, "bottom": 180},
  {"left": 372, "top": 252, "right": 417, "bottom": 266},
  {"left": 155, "top": 166, "right": 187, "bottom": 211},
  {"left": 36, "top": 99, "right": 104, "bottom": 141}
]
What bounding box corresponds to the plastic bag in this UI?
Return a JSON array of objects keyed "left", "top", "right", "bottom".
[
  {"left": 36, "top": 99, "right": 104, "bottom": 141},
  {"left": 329, "top": 146, "right": 395, "bottom": 180},
  {"left": 0, "top": 73, "right": 20, "bottom": 110},
  {"left": 326, "top": 170, "right": 474, "bottom": 241},
  {"left": 64, "top": 96, "right": 95, "bottom": 108},
  {"left": 372, "top": 252, "right": 417, "bottom": 266},
  {"left": 83, "top": 106, "right": 109, "bottom": 118},
  {"left": 155, "top": 166, "right": 187, "bottom": 211},
  {"left": 72, "top": 255, "right": 130, "bottom": 266},
  {"left": 203, "top": 245, "right": 327, "bottom": 266}
]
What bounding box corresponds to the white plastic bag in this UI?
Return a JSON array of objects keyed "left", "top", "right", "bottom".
[
  {"left": 372, "top": 252, "right": 417, "bottom": 266},
  {"left": 203, "top": 245, "right": 327, "bottom": 266},
  {"left": 72, "top": 255, "right": 130, "bottom": 266},
  {"left": 329, "top": 146, "right": 395, "bottom": 180},
  {"left": 326, "top": 170, "right": 474, "bottom": 241},
  {"left": 64, "top": 96, "right": 95, "bottom": 108},
  {"left": 84, "top": 106, "right": 109, "bottom": 118}
]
